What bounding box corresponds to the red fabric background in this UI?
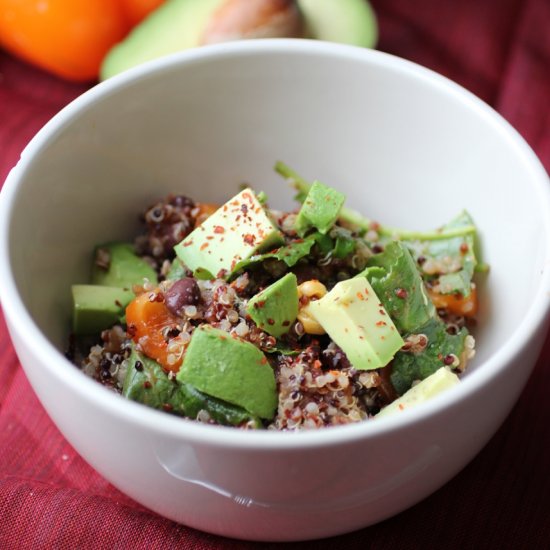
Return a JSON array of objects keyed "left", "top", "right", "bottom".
[{"left": 1, "top": 1, "right": 550, "bottom": 547}]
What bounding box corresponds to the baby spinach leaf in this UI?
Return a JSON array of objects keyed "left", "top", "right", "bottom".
[
  {"left": 390, "top": 319, "right": 468, "bottom": 395},
  {"left": 406, "top": 211, "right": 478, "bottom": 296},
  {"left": 123, "top": 346, "right": 261, "bottom": 427},
  {"left": 362, "top": 241, "right": 435, "bottom": 334},
  {"left": 232, "top": 236, "right": 316, "bottom": 273}
]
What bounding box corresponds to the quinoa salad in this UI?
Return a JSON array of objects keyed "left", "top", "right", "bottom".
[{"left": 68, "top": 162, "right": 484, "bottom": 430}]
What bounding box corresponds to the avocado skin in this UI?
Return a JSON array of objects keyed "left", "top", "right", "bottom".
[
  {"left": 72, "top": 284, "right": 133, "bottom": 335},
  {"left": 299, "top": 0, "right": 377, "bottom": 47},
  {"left": 247, "top": 272, "right": 299, "bottom": 338},
  {"left": 91, "top": 242, "right": 158, "bottom": 288},
  {"left": 123, "top": 346, "right": 261, "bottom": 427},
  {"left": 101, "top": 0, "right": 225, "bottom": 80},
  {"left": 177, "top": 325, "right": 277, "bottom": 419},
  {"left": 100, "top": 0, "right": 378, "bottom": 80}
]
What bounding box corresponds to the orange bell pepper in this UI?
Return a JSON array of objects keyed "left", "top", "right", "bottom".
[
  {"left": 0, "top": 0, "right": 131, "bottom": 81},
  {"left": 118, "top": 0, "right": 165, "bottom": 26},
  {"left": 428, "top": 286, "right": 478, "bottom": 318},
  {"left": 126, "top": 291, "right": 183, "bottom": 372}
]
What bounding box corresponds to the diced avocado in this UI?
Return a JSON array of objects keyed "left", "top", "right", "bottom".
[
  {"left": 91, "top": 242, "right": 158, "bottom": 288},
  {"left": 247, "top": 273, "right": 299, "bottom": 337},
  {"left": 307, "top": 277, "right": 404, "bottom": 370},
  {"left": 174, "top": 189, "right": 284, "bottom": 279},
  {"left": 376, "top": 367, "right": 459, "bottom": 418},
  {"left": 101, "top": 0, "right": 225, "bottom": 80},
  {"left": 177, "top": 325, "right": 277, "bottom": 419},
  {"left": 100, "top": 0, "right": 377, "bottom": 80},
  {"left": 295, "top": 181, "right": 345, "bottom": 236},
  {"left": 123, "top": 346, "right": 261, "bottom": 427},
  {"left": 72, "top": 284, "right": 133, "bottom": 335},
  {"left": 299, "top": 0, "right": 377, "bottom": 48}
]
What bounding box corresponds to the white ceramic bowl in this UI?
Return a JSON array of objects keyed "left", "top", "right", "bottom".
[{"left": 1, "top": 40, "right": 549, "bottom": 542}]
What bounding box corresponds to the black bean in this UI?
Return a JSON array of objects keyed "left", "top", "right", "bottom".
[{"left": 165, "top": 278, "right": 201, "bottom": 315}]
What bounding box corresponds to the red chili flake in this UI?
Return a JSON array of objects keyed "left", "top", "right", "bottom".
[
  {"left": 115, "top": 300, "right": 123, "bottom": 308},
  {"left": 242, "top": 192, "right": 253, "bottom": 202},
  {"left": 356, "top": 292, "right": 365, "bottom": 301},
  {"left": 460, "top": 242, "right": 469, "bottom": 254},
  {"left": 127, "top": 324, "right": 137, "bottom": 338},
  {"left": 260, "top": 357, "right": 268, "bottom": 365},
  {"left": 376, "top": 321, "right": 387, "bottom": 326},
  {"left": 267, "top": 318, "right": 275, "bottom": 325},
  {"left": 223, "top": 205, "right": 228, "bottom": 212},
  {"left": 200, "top": 243, "right": 209, "bottom": 251},
  {"left": 399, "top": 404, "right": 405, "bottom": 410},
  {"left": 243, "top": 234, "right": 256, "bottom": 246},
  {"left": 162, "top": 403, "right": 173, "bottom": 412},
  {"left": 369, "top": 221, "right": 380, "bottom": 231},
  {"left": 255, "top": 207, "right": 261, "bottom": 214},
  {"left": 231, "top": 200, "right": 239, "bottom": 206},
  {"left": 183, "top": 240, "right": 193, "bottom": 247},
  {"left": 241, "top": 204, "right": 248, "bottom": 214},
  {"left": 206, "top": 236, "right": 214, "bottom": 240},
  {"left": 214, "top": 226, "right": 225, "bottom": 234},
  {"left": 395, "top": 287, "right": 408, "bottom": 299},
  {"left": 379, "top": 309, "right": 386, "bottom": 315},
  {"left": 313, "top": 359, "right": 322, "bottom": 369},
  {"left": 282, "top": 320, "right": 290, "bottom": 327},
  {"left": 143, "top": 381, "right": 152, "bottom": 389},
  {"left": 217, "top": 269, "right": 228, "bottom": 279}
]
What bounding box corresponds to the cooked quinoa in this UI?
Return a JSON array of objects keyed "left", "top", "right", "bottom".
[{"left": 70, "top": 167, "right": 481, "bottom": 431}]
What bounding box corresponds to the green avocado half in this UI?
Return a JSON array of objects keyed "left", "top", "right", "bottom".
[{"left": 100, "top": 0, "right": 378, "bottom": 80}]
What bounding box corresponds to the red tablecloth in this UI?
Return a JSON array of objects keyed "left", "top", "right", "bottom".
[{"left": 1, "top": 1, "right": 549, "bottom": 547}]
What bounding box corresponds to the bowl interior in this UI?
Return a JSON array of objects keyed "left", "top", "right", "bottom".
[{"left": 5, "top": 41, "right": 550, "bottom": 382}]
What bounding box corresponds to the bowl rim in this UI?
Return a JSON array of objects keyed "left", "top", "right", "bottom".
[{"left": 1, "top": 39, "right": 549, "bottom": 451}]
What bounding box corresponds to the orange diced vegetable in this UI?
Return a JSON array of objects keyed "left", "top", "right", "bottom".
[
  {"left": 126, "top": 291, "right": 183, "bottom": 372},
  {"left": 428, "top": 286, "right": 478, "bottom": 318}
]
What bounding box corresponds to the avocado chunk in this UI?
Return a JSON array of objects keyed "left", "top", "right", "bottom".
[
  {"left": 307, "top": 277, "right": 404, "bottom": 370},
  {"left": 174, "top": 188, "right": 283, "bottom": 279},
  {"left": 177, "top": 325, "right": 277, "bottom": 419},
  {"left": 123, "top": 346, "right": 261, "bottom": 427},
  {"left": 100, "top": 0, "right": 377, "bottom": 80},
  {"left": 376, "top": 367, "right": 459, "bottom": 418},
  {"left": 247, "top": 273, "right": 299, "bottom": 337},
  {"left": 72, "top": 284, "right": 133, "bottom": 335},
  {"left": 91, "top": 242, "right": 158, "bottom": 288},
  {"left": 295, "top": 180, "right": 346, "bottom": 236}
]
